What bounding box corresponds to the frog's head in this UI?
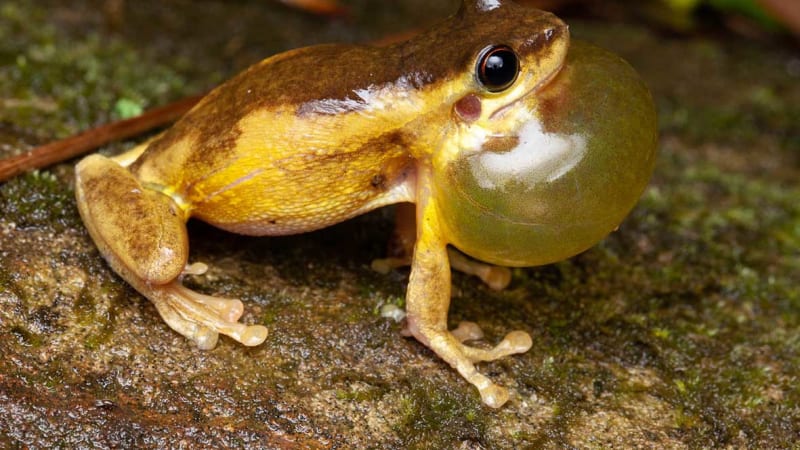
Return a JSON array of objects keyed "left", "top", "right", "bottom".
[
  {"left": 404, "top": 0, "right": 569, "bottom": 119},
  {"left": 429, "top": 0, "right": 658, "bottom": 267}
]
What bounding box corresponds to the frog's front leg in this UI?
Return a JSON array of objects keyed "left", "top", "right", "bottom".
[
  {"left": 405, "top": 196, "right": 532, "bottom": 408},
  {"left": 75, "top": 154, "right": 268, "bottom": 350}
]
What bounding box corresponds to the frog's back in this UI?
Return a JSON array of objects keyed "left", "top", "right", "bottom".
[{"left": 129, "top": 44, "right": 424, "bottom": 235}]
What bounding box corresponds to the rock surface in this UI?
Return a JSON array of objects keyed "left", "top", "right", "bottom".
[{"left": 1, "top": 1, "right": 798, "bottom": 448}]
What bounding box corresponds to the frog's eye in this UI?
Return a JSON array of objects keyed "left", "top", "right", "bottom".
[{"left": 476, "top": 45, "right": 520, "bottom": 92}]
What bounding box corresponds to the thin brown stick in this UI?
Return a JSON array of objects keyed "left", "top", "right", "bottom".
[
  {"left": 0, "top": 94, "right": 203, "bottom": 183},
  {"left": 279, "top": 0, "right": 348, "bottom": 17}
]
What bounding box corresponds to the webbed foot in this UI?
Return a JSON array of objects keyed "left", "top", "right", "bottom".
[
  {"left": 147, "top": 281, "right": 268, "bottom": 350},
  {"left": 408, "top": 319, "right": 532, "bottom": 408}
]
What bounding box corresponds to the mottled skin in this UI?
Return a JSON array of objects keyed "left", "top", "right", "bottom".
[{"left": 75, "top": 0, "right": 657, "bottom": 408}]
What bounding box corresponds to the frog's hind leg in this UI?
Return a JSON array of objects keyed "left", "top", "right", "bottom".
[
  {"left": 75, "top": 154, "right": 267, "bottom": 349},
  {"left": 370, "top": 203, "right": 416, "bottom": 273}
]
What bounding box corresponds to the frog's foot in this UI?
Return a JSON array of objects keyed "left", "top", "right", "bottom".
[
  {"left": 145, "top": 281, "right": 268, "bottom": 350},
  {"left": 408, "top": 319, "right": 532, "bottom": 408},
  {"left": 183, "top": 262, "right": 209, "bottom": 276},
  {"left": 370, "top": 256, "right": 411, "bottom": 274},
  {"left": 447, "top": 250, "right": 512, "bottom": 291}
]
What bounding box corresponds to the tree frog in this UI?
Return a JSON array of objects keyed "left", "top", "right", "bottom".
[{"left": 75, "top": 0, "right": 657, "bottom": 408}]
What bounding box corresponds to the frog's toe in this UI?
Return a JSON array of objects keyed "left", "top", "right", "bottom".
[
  {"left": 451, "top": 321, "right": 484, "bottom": 342},
  {"left": 447, "top": 249, "right": 512, "bottom": 291},
  {"left": 478, "top": 383, "right": 509, "bottom": 409},
  {"left": 501, "top": 330, "right": 533, "bottom": 354},
  {"left": 147, "top": 281, "right": 268, "bottom": 349},
  {"left": 370, "top": 256, "right": 411, "bottom": 274},
  {"left": 449, "top": 348, "right": 511, "bottom": 409},
  {"left": 450, "top": 321, "right": 532, "bottom": 362},
  {"left": 177, "top": 285, "right": 245, "bottom": 323},
  {"left": 479, "top": 266, "right": 512, "bottom": 291},
  {"left": 407, "top": 321, "right": 526, "bottom": 408},
  {"left": 152, "top": 298, "right": 220, "bottom": 350},
  {"left": 453, "top": 329, "right": 531, "bottom": 407},
  {"left": 457, "top": 328, "right": 532, "bottom": 363},
  {"left": 183, "top": 262, "right": 209, "bottom": 276}
]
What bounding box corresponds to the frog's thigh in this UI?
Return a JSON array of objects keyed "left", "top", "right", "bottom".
[
  {"left": 405, "top": 219, "right": 532, "bottom": 408},
  {"left": 75, "top": 154, "right": 187, "bottom": 284},
  {"left": 75, "top": 155, "right": 267, "bottom": 349}
]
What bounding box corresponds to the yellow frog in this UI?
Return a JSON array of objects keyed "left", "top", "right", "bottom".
[{"left": 75, "top": 0, "right": 657, "bottom": 407}]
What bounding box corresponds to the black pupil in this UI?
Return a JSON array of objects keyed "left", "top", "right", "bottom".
[{"left": 479, "top": 46, "right": 519, "bottom": 92}]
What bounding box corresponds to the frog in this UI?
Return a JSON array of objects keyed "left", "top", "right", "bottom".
[{"left": 74, "top": 0, "right": 657, "bottom": 408}]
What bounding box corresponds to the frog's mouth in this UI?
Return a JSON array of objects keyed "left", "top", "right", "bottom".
[{"left": 489, "top": 58, "right": 566, "bottom": 120}]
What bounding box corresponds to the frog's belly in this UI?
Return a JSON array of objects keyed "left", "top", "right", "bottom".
[{"left": 185, "top": 157, "right": 415, "bottom": 236}]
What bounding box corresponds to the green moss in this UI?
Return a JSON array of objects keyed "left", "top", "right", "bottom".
[
  {"left": 395, "top": 380, "right": 488, "bottom": 449},
  {"left": 0, "top": 171, "right": 79, "bottom": 231},
  {"left": 622, "top": 154, "right": 799, "bottom": 445},
  {"left": 0, "top": 2, "right": 195, "bottom": 143},
  {"left": 112, "top": 98, "right": 144, "bottom": 119},
  {"left": 9, "top": 325, "right": 44, "bottom": 348},
  {"left": 76, "top": 288, "right": 118, "bottom": 350},
  {"left": 334, "top": 385, "right": 383, "bottom": 402},
  {"left": 673, "top": 88, "right": 799, "bottom": 154}
]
